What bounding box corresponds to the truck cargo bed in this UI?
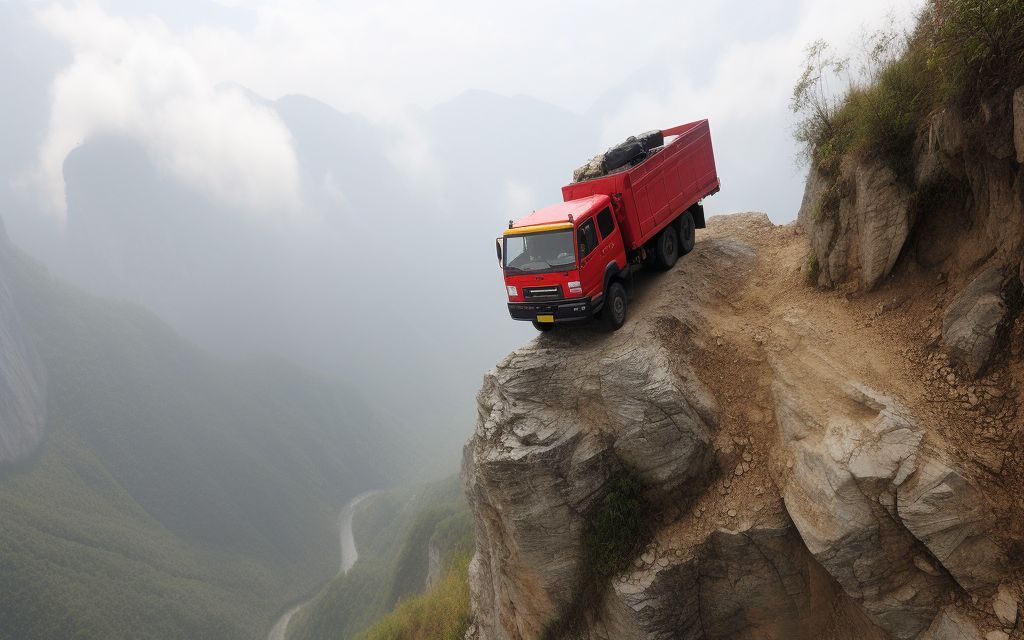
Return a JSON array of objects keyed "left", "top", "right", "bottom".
[{"left": 561, "top": 119, "right": 719, "bottom": 251}]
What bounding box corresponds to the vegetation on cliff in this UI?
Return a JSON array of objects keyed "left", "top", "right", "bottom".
[
  {"left": 793, "top": 0, "right": 1024, "bottom": 186},
  {"left": 358, "top": 554, "right": 471, "bottom": 640},
  {"left": 0, "top": 230, "right": 404, "bottom": 640},
  {"left": 286, "top": 477, "right": 472, "bottom": 640}
]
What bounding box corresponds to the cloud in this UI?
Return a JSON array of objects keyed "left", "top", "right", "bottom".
[
  {"left": 31, "top": 1, "right": 301, "bottom": 218},
  {"left": 594, "top": 0, "right": 927, "bottom": 220},
  {"left": 25, "top": 0, "right": 927, "bottom": 224}
]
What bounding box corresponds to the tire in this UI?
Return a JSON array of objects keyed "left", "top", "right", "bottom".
[
  {"left": 636, "top": 130, "right": 664, "bottom": 151},
  {"left": 652, "top": 225, "right": 679, "bottom": 271},
  {"left": 601, "top": 281, "right": 628, "bottom": 331},
  {"left": 603, "top": 140, "right": 644, "bottom": 172},
  {"left": 532, "top": 321, "right": 556, "bottom": 332},
  {"left": 678, "top": 211, "right": 696, "bottom": 255}
]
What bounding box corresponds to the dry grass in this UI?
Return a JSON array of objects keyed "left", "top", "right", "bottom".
[{"left": 357, "top": 554, "right": 471, "bottom": 640}]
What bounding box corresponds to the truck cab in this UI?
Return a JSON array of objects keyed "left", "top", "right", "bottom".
[
  {"left": 498, "top": 195, "right": 629, "bottom": 331},
  {"left": 496, "top": 119, "right": 718, "bottom": 332}
]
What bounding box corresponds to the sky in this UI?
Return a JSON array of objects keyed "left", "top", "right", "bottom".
[
  {"left": 0, "top": 0, "right": 929, "bottom": 470},
  {"left": 17, "top": 0, "right": 926, "bottom": 223}
]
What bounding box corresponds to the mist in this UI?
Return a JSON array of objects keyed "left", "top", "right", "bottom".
[
  {"left": 0, "top": 0, "right": 926, "bottom": 473},
  {"left": 0, "top": 1, "right": 948, "bottom": 639}
]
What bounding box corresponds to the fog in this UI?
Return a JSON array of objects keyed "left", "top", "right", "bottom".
[{"left": 0, "top": 0, "right": 925, "bottom": 472}]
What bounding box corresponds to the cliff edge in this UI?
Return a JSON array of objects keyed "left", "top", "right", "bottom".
[{"left": 462, "top": 213, "right": 1022, "bottom": 640}]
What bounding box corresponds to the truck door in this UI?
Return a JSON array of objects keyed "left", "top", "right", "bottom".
[
  {"left": 575, "top": 218, "right": 602, "bottom": 299},
  {"left": 595, "top": 207, "right": 623, "bottom": 267}
]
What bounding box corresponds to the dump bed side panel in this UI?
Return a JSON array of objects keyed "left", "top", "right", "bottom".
[
  {"left": 561, "top": 172, "right": 639, "bottom": 246},
  {"left": 561, "top": 119, "right": 719, "bottom": 250}
]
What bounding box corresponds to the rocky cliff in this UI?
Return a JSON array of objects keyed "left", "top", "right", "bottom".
[
  {"left": 461, "top": 213, "right": 1023, "bottom": 640},
  {"left": 801, "top": 84, "right": 1024, "bottom": 379},
  {"left": 0, "top": 219, "right": 47, "bottom": 464}
]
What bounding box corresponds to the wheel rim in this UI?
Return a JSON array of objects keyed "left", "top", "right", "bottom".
[
  {"left": 613, "top": 295, "right": 625, "bottom": 322},
  {"left": 664, "top": 232, "right": 676, "bottom": 259}
]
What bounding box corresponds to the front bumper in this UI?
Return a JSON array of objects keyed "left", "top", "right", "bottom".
[{"left": 508, "top": 297, "right": 594, "bottom": 323}]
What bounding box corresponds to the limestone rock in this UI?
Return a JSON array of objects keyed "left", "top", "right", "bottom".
[
  {"left": 942, "top": 268, "right": 1008, "bottom": 376},
  {"left": 771, "top": 313, "right": 952, "bottom": 638},
  {"left": 798, "top": 159, "right": 911, "bottom": 290},
  {"left": 993, "top": 584, "right": 1018, "bottom": 627},
  {"left": 897, "top": 455, "right": 1007, "bottom": 592},
  {"left": 462, "top": 315, "right": 716, "bottom": 639},
  {"left": 918, "top": 607, "right": 984, "bottom": 640},
  {"left": 573, "top": 154, "right": 606, "bottom": 183},
  {"left": 601, "top": 506, "right": 884, "bottom": 640},
  {"left": 986, "top": 631, "right": 1009, "bottom": 640}
]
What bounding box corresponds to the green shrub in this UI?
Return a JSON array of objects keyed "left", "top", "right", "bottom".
[
  {"left": 541, "top": 465, "right": 652, "bottom": 640},
  {"left": 795, "top": 0, "right": 1024, "bottom": 183},
  {"left": 581, "top": 466, "right": 650, "bottom": 580},
  {"left": 806, "top": 250, "right": 820, "bottom": 285},
  {"left": 358, "top": 554, "right": 471, "bottom": 640},
  {"left": 928, "top": 0, "right": 1024, "bottom": 101}
]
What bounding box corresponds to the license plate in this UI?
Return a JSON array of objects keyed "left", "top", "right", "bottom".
[{"left": 536, "top": 314, "right": 554, "bottom": 323}]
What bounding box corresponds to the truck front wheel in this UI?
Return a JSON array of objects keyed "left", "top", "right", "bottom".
[
  {"left": 601, "top": 281, "right": 628, "bottom": 331},
  {"left": 652, "top": 225, "right": 679, "bottom": 271}
]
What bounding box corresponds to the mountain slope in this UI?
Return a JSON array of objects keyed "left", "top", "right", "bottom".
[
  {"left": 0, "top": 218, "right": 403, "bottom": 640},
  {"left": 284, "top": 477, "right": 472, "bottom": 640}
]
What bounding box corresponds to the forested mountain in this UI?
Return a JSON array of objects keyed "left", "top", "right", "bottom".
[{"left": 0, "top": 216, "right": 407, "bottom": 640}]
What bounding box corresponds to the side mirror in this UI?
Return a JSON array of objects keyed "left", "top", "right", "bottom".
[{"left": 495, "top": 238, "right": 502, "bottom": 264}]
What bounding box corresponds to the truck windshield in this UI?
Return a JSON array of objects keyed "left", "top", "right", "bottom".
[{"left": 503, "top": 230, "right": 575, "bottom": 273}]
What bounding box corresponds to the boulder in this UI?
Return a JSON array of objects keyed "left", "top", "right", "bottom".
[
  {"left": 993, "top": 584, "right": 1018, "bottom": 627},
  {"left": 942, "top": 267, "right": 1009, "bottom": 376},
  {"left": 769, "top": 311, "right": 1003, "bottom": 638},
  {"left": 918, "top": 607, "right": 984, "bottom": 640},
  {"left": 897, "top": 455, "right": 1007, "bottom": 592},
  {"left": 797, "top": 159, "right": 911, "bottom": 290},
  {"left": 600, "top": 505, "right": 884, "bottom": 640},
  {"left": 573, "top": 154, "right": 606, "bottom": 183}
]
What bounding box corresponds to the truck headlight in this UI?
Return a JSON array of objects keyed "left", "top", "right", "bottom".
[
  {"left": 506, "top": 286, "right": 518, "bottom": 298},
  {"left": 567, "top": 281, "right": 582, "bottom": 295}
]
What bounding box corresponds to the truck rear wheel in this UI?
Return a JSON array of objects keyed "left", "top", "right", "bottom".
[
  {"left": 601, "top": 281, "right": 628, "bottom": 331},
  {"left": 679, "top": 211, "right": 696, "bottom": 255},
  {"left": 532, "top": 321, "right": 555, "bottom": 332},
  {"left": 652, "top": 225, "right": 679, "bottom": 271}
]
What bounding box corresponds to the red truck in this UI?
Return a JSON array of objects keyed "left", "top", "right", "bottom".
[{"left": 496, "top": 119, "right": 719, "bottom": 331}]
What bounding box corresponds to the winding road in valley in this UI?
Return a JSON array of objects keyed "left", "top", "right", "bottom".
[{"left": 268, "top": 491, "right": 378, "bottom": 640}]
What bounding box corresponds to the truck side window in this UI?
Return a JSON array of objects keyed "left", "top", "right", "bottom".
[
  {"left": 596, "top": 208, "right": 615, "bottom": 239},
  {"left": 577, "top": 220, "right": 598, "bottom": 258}
]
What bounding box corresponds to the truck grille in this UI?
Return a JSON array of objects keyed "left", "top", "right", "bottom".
[{"left": 523, "top": 285, "right": 563, "bottom": 301}]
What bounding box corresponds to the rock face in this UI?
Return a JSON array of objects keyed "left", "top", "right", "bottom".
[
  {"left": 942, "top": 268, "right": 1010, "bottom": 376},
  {"left": 463, "top": 215, "right": 1018, "bottom": 640},
  {"left": 918, "top": 607, "right": 984, "bottom": 640},
  {"left": 798, "top": 160, "right": 912, "bottom": 290},
  {"left": 462, "top": 309, "right": 716, "bottom": 639},
  {"left": 771, "top": 312, "right": 1005, "bottom": 638},
  {"left": 802, "top": 87, "right": 1024, "bottom": 294},
  {"left": 597, "top": 504, "right": 882, "bottom": 640},
  {"left": 0, "top": 226, "right": 48, "bottom": 464}
]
